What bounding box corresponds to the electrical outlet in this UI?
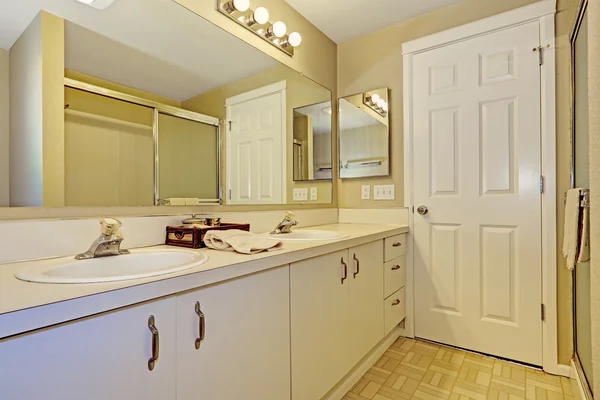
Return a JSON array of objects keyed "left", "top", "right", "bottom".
[
  {"left": 310, "top": 187, "right": 318, "bottom": 201},
  {"left": 374, "top": 185, "right": 395, "bottom": 200},
  {"left": 361, "top": 185, "right": 371, "bottom": 200},
  {"left": 293, "top": 188, "right": 308, "bottom": 201}
]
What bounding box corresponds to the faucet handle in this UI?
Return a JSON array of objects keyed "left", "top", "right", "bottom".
[
  {"left": 284, "top": 211, "right": 296, "bottom": 221},
  {"left": 100, "top": 218, "right": 123, "bottom": 236}
]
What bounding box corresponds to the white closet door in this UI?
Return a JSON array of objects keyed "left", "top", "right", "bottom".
[
  {"left": 412, "top": 21, "right": 543, "bottom": 364},
  {"left": 227, "top": 88, "right": 284, "bottom": 204}
]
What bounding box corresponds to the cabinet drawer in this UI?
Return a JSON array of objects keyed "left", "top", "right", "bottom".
[
  {"left": 384, "top": 234, "right": 406, "bottom": 261},
  {"left": 384, "top": 257, "right": 406, "bottom": 298},
  {"left": 384, "top": 287, "right": 405, "bottom": 336}
]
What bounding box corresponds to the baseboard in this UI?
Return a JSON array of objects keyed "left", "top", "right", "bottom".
[
  {"left": 571, "top": 360, "right": 593, "bottom": 400},
  {"left": 323, "top": 326, "right": 405, "bottom": 400},
  {"left": 556, "top": 364, "right": 572, "bottom": 378}
]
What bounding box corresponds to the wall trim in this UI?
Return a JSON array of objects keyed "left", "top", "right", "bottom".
[
  {"left": 402, "top": 0, "right": 556, "bottom": 55},
  {"left": 403, "top": 5, "right": 558, "bottom": 373},
  {"left": 571, "top": 360, "right": 593, "bottom": 400},
  {"left": 0, "top": 49, "right": 8, "bottom": 207},
  {"left": 224, "top": 80, "right": 287, "bottom": 106}
]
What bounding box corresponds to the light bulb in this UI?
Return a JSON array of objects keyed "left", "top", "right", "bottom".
[
  {"left": 382, "top": 103, "right": 389, "bottom": 112},
  {"left": 232, "top": 0, "right": 250, "bottom": 12},
  {"left": 272, "top": 21, "right": 287, "bottom": 38},
  {"left": 253, "top": 7, "right": 269, "bottom": 24},
  {"left": 288, "top": 32, "right": 302, "bottom": 47},
  {"left": 376, "top": 99, "right": 386, "bottom": 108},
  {"left": 371, "top": 94, "right": 380, "bottom": 104}
]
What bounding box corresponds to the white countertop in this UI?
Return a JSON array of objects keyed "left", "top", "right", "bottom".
[{"left": 0, "top": 223, "right": 408, "bottom": 338}]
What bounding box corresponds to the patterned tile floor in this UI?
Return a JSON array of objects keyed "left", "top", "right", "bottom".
[{"left": 344, "top": 338, "right": 573, "bottom": 400}]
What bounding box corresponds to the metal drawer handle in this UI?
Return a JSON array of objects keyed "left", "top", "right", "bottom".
[
  {"left": 392, "top": 242, "right": 402, "bottom": 247},
  {"left": 392, "top": 299, "right": 401, "bottom": 306},
  {"left": 391, "top": 265, "right": 401, "bottom": 271},
  {"left": 195, "top": 302, "right": 205, "bottom": 350},
  {"left": 353, "top": 254, "right": 360, "bottom": 279},
  {"left": 341, "top": 257, "right": 348, "bottom": 285},
  {"left": 148, "top": 315, "right": 160, "bottom": 371}
]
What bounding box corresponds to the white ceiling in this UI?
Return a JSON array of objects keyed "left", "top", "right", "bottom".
[
  {"left": 1, "top": 0, "right": 278, "bottom": 101},
  {"left": 284, "top": 0, "right": 466, "bottom": 43}
]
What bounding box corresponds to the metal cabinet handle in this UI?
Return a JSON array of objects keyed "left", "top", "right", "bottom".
[
  {"left": 392, "top": 299, "right": 401, "bottom": 306},
  {"left": 195, "top": 302, "right": 205, "bottom": 350},
  {"left": 341, "top": 257, "right": 348, "bottom": 285},
  {"left": 353, "top": 254, "right": 360, "bottom": 279},
  {"left": 148, "top": 315, "right": 160, "bottom": 371},
  {"left": 392, "top": 242, "right": 402, "bottom": 247},
  {"left": 391, "top": 265, "right": 401, "bottom": 271}
]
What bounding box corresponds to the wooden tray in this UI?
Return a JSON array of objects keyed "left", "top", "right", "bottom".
[{"left": 166, "top": 223, "right": 251, "bottom": 249}]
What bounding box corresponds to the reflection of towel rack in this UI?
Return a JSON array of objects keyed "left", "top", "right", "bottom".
[{"left": 343, "top": 159, "right": 384, "bottom": 169}]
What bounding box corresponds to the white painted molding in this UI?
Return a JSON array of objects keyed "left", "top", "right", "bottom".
[
  {"left": 0, "top": 49, "right": 8, "bottom": 207},
  {"left": 571, "top": 360, "right": 592, "bottom": 400},
  {"left": 402, "top": 0, "right": 556, "bottom": 55},
  {"left": 225, "top": 80, "right": 287, "bottom": 106},
  {"left": 324, "top": 326, "right": 405, "bottom": 400},
  {"left": 556, "top": 364, "right": 572, "bottom": 378},
  {"left": 338, "top": 208, "right": 409, "bottom": 225},
  {"left": 403, "top": 2, "right": 557, "bottom": 373}
]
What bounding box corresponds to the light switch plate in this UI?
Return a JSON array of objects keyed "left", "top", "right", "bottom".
[
  {"left": 361, "top": 185, "right": 371, "bottom": 200},
  {"left": 293, "top": 188, "right": 308, "bottom": 201},
  {"left": 310, "top": 187, "right": 318, "bottom": 201},
  {"left": 374, "top": 185, "right": 395, "bottom": 200}
]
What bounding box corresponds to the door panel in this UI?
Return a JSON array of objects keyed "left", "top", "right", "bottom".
[{"left": 412, "top": 21, "right": 543, "bottom": 365}]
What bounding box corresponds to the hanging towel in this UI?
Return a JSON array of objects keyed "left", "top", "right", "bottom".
[
  {"left": 185, "top": 198, "right": 200, "bottom": 206},
  {"left": 578, "top": 203, "right": 591, "bottom": 263},
  {"left": 168, "top": 198, "right": 186, "bottom": 206},
  {"left": 204, "top": 229, "right": 283, "bottom": 255},
  {"left": 563, "top": 188, "right": 582, "bottom": 270}
]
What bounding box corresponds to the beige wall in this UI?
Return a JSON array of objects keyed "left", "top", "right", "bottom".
[
  {"left": 0, "top": 49, "right": 8, "bottom": 207},
  {"left": 338, "top": 0, "right": 579, "bottom": 365},
  {"left": 183, "top": 64, "right": 333, "bottom": 204},
  {"left": 588, "top": 0, "right": 600, "bottom": 394}
]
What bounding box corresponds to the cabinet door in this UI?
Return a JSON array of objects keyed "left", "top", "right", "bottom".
[
  {"left": 291, "top": 250, "right": 351, "bottom": 400},
  {"left": 177, "top": 266, "right": 291, "bottom": 400},
  {"left": 349, "top": 240, "right": 385, "bottom": 366},
  {"left": 0, "top": 298, "right": 177, "bottom": 400}
]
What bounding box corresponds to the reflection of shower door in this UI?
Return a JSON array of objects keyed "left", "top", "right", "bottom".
[{"left": 572, "top": 1, "right": 593, "bottom": 395}]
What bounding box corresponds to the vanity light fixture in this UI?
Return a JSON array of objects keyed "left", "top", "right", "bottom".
[
  {"left": 74, "top": 0, "right": 116, "bottom": 9},
  {"left": 218, "top": 0, "right": 300, "bottom": 57}
]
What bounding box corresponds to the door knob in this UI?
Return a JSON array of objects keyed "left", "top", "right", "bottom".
[{"left": 417, "top": 205, "right": 429, "bottom": 215}]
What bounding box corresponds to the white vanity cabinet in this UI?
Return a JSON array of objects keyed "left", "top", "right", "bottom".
[
  {"left": 0, "top": 297, "right": 178, "bottom": 400},
  {"left": 290, "top": 240, "right": 384, "bottom": 400},
  {"left": 176, "top": 265, "right": 291, "bottom": 400}
]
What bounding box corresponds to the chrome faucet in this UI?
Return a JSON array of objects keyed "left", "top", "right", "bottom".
[
  {"left": 271, "top": 211, "right": 298, "bottom": 234},
  {"left": 75, "top": 218, "right": 130, "bottom": 260}
]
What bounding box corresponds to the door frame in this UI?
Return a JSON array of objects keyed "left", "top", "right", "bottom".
[
  {"left": 225, "top": 80, "right": 287, "bottom": 204},
  {"left": 402, "top": 0, "right": 562, "bottom": 375}
]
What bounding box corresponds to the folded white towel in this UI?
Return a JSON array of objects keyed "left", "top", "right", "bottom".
[
  {"left": 204, "top": 229, "right": 282, "bottom": 255},
  {"left": 563, "top": 188, "right": 582, "bottom": 270},
  {"left": 578, "top": 205, "right": 590, "bottom": 263}
]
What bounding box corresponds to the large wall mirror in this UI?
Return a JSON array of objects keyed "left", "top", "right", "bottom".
[
  {"left": 0, "top": 0, "right": 334, "bottom": 208},
  {"left": 338, "top": 88, "right": 390, "bottom": 179}
]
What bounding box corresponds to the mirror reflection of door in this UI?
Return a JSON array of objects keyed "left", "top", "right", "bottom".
[{"left": 293, "top": 101, "right": 333, "bottom": 181}]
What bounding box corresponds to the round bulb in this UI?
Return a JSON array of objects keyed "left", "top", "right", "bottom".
[
  {"left": 382, "top": 103, "right": 389, "bottom": 112},
  {"left": 371, "top": 94, "right": 380, "bottom": 103},
  {"left": 288, "top": 32, "right": 302, "bottom": 47},
  {"left": 253, "top": 7, "right": 269, "bottom": 24},
  {"left": 232, "top": 0, "right": 250, "bottom": 12},
  {"left": 272, "top": 21, "right": 287, "bottom": 38},
  {"left": 376, "top": 99, "right": 386, "bottom": 108}
]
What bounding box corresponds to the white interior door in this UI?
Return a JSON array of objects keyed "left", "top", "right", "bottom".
[
  {"left": 412, "top": 21, "right": 543, "bottom": 365},
  {"left": 226, "top": 83, "right": 285, "bottom": 204}
]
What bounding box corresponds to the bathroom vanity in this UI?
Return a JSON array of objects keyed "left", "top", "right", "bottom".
[{"left": 0, "top": 224, "right": 407, "bottom": 400}]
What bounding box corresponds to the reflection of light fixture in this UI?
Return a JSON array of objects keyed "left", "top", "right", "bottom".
[
  {"left": 371, "top": 94, "right": 381, "bottom": 103},
  {"left": 266, "top": 21, "right": 286, "bottom": 39},
  {"left": 74, "top": 0, "right": 116, "bottom": 9},
  {"left": 223, "top": 0, "right": 250, "bottom": 13},
  {"left": 363, "top": 90, "right": 388, "bottom": 117},
  {"left": 218, "top": 0, "right": 300, "bottom": 57}
]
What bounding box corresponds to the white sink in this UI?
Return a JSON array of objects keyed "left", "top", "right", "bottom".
[
  {"left": 15, "top": 249, "right": 209, "bottom": 284},
  {"left": 267, "top": 230, "right": 349, "bottom": 241}
]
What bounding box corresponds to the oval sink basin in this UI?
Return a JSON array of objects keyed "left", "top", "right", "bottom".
[
  {"left": 267, "top": 230, "right": 349, "bottom": 241},
  {"left": 15, "top": 249, "right": 209, "bottom": 284}
]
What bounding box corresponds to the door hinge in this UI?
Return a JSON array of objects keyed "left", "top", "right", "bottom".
[
  {"left": 540, "top": 175, "right": 544, "bottom": 194},
  {"left": 541, "top": 304, "right": 546, "bottom": 321},
  {"left": 534, "top": 45, "right": 550, "bottom": 66},
  {"left": 228, "top": 121, "right": 232, "bottom": 131},
  {"left": 228, "top": 189, "right": 232, "bottom": 200}
]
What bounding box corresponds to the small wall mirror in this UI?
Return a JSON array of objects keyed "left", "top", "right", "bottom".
[
  {"left": 293, "top": 101, "right": 333, "bottom": 181},
  {"left": 339, "top": 88, "right": 390, "bottom": 179}
]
